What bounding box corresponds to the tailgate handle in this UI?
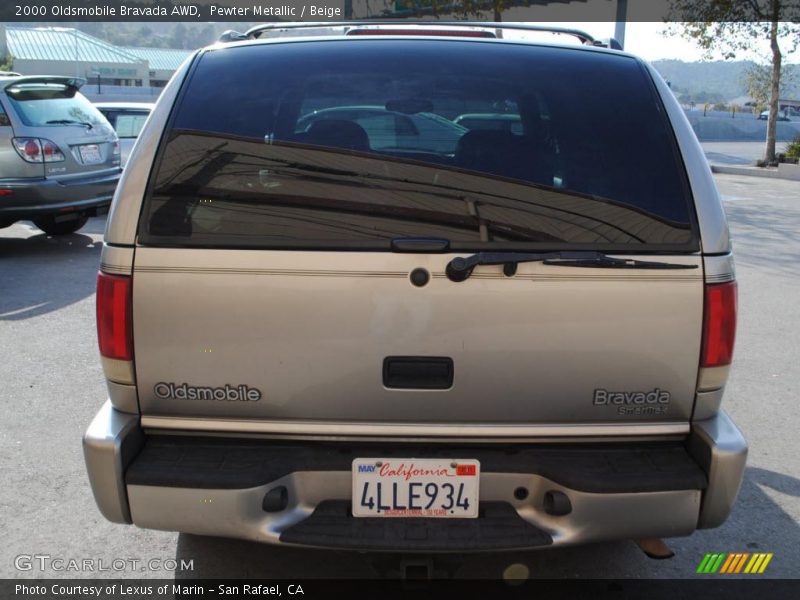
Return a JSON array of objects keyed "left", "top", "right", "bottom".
[{"left": 383, "top": 357, "right": 454, "bottom": 390}]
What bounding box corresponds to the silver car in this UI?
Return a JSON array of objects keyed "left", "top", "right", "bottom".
[
  {"left": 84, "top": 23, "right": 746, "bottom": 553},
  {"left": 0, "top": 76, "right": 120, "bottom": 235},
  {"left": 94, "top": 102, "right": 154, "bottom": 167}
]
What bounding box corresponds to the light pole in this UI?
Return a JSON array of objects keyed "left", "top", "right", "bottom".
[
  {"left": 74, "top": 29, "right": 79, "bottom": 78},
  {"left": 614, "top": 0, "right": 628, "bottom": 49}
]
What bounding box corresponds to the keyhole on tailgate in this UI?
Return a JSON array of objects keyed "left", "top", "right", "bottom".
[{"left": 410, "top": 268, "right": 430, "bottom": 287}]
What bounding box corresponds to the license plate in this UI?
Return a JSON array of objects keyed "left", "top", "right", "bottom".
[
  {"left": 352, "top": 458, "right": 480, "bottom": 518},
  {"left": 79, "top": 144, "right": 102, "bottom": 164}
]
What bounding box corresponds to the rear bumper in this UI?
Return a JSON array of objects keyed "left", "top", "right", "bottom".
[
  {"left": 0, "top": 170, "right": 120, "bottom": 220},
  {"left": 688, "top": 410, "right": 748, "bottom": 528},
  {"left": 83, "top": 402, "right": 747, "bottom": 550}
]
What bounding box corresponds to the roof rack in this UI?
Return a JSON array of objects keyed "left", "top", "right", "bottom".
[{"left": 237, "top": 21, "right": 606, "bottom": 47}]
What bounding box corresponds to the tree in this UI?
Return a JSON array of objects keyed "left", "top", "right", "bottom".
[
  {"left": 744, "top": 62, "right": 798, "bottom": 113},
  {"left": 170, "top": 23, "right": 189, "bottom": 50},
  {"left": 0, "top": 54, "right": 13, "bottom": 73},
  {"left": 667, "top": 1, "right": 800, "bottom": 163},
  {"left": 744, "top": 63, "right": 775, "bottom": 113}
]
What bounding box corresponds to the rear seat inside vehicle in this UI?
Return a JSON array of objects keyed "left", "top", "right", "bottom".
[{"left": 455, "top": 129, "right": 553, "bottom": 186}]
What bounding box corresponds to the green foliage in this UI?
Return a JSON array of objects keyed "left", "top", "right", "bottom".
[
  {"left": 786, "top": 135, "right": 800, "bottom": 159},
  {"left": 743, "top": 63, "right": 799, "bottom": 111},
  {"left": 0, "top": 54, "right": 13, "bottom": 72},
  {"left": 667, "top": 0, "right": 800, "bottom": 161},
  {"left": 666, "top": 2, "right": 800, "bottom": 60}
]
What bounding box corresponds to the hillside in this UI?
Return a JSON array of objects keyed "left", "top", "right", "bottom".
[
  {"left": 4, "top": 24, "right": 799, "bottom": 104},
  {"left": 652, "top": 59, "right": 800, "bottom": 103}
]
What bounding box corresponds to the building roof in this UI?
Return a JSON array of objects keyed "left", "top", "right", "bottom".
[
  {"left": 6, "top": 27, "right": 144, "bottom": 65},
  {"left": 123, "top": 47, "right": 192, "bottom": 72}
]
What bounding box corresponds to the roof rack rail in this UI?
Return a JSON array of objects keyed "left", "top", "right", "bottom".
[{"left": 242, "top": 21, "right": 602, "bottom": 46}]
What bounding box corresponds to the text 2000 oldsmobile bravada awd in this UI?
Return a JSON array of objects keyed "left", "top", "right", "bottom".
[{"left": 84, "top": 23, "right": 746, "bottom": 552}]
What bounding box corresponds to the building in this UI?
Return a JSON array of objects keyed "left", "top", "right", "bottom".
[
  {"left": 123, "top": 47, "right": 192, "bottom": 87},
  {"left": 1, "top": 26, "right": 190, "bottom": 88}
]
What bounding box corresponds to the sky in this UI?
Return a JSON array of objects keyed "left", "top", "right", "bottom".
[{"left": 568, "top": 22, "right": 799, "bottom": 63}]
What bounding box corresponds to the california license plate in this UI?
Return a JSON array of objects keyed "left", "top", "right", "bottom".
[
  {"left": 352, "top": 458, "right": 480, "bottom": 518},
  {"left": 79, "top": 144, "right": 102, "bottom": 164}
]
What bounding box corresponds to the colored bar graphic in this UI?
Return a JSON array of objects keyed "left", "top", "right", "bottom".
[
  {"left": 697, "top": 553, "right": 713, "bottom": 574},
  {"left": 758, "top": 554, "right": 774, "bottom": 573},
  {"left": 720, "top": 553, "right": 736, "bottom": 573},
  {"left": 744, "top": 554, "right": 760, "bottom": 574},
  {"left": 734, "top": 553, "right": 750, "bottom": 573},
  {"left": 710, "top": 554, "right": 725, "bottom": 573},
  {"left": 700, "top": 552, "right": 774, "bottom": 575},
  {"left": 719, "top": 554, "right": 736, "bottom": 574}
]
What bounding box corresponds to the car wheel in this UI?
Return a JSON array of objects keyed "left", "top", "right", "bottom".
[{"left": 33, "top": 215, "right": 89, "bottom": 236}]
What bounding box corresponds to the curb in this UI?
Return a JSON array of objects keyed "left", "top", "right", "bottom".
[{"left": 710, "top": 164, "right": 800, "bottom": 181}]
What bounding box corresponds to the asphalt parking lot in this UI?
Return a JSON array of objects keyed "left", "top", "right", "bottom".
[
  {"left": 701, "top": 141, "right": 788, "bottom": 166},
  {"left": 1, "top": 173, "right": 798, "bottom": 580}
]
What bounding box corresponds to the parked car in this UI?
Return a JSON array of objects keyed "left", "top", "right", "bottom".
[
  {"left": 453, "top": 112, "right": 524, "bottom": 133},
  {"left": 758, "top": 109, "right": 790, "bottom": 121},
  {"left": 0, "top": 75, "right": 121, "bottom": 235},
  {"left": 94, "top": 102, "right": 154, "bottom": 166},
  {"left": 84, "top": 23, "right": 745, "bottom": 553},
  {"left": 296, "top": 105, "right": 467, "bottom": 154}
]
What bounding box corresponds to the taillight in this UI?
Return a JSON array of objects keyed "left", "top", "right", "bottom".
[
  {"left": 112, "top": 140, "right": 120, "bottom": 156},
  {"left": 701, "top": 281, "right": 737, "bottom": 368},
  {"left": 13, "top": 137, "right": 42, "bottom": 163},
  {"left": 12, "top": 138, "right": 65, "bottom": 163},
  {"left": 41, "top": 139, "right": 65, "bottom": 162},
  {"left": 96, "top": 272, "right": 133, "bottom": 361}
]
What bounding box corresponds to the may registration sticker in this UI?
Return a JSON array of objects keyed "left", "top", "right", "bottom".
[{"left": 352, "top": 458, "right": 480, "bottom": 518}]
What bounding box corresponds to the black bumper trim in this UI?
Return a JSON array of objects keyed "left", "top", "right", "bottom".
[
  {"left": 279, "top": 500, "right": 552, "bottom": 551},
  {"left": 125, "top": 436, "right": 708, "bottom": 494}
]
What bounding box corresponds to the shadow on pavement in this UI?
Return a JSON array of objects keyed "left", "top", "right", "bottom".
[
  {"left": 705, "top": 152, "right": 753, "bottom": 166},
  {"left": 0, "top": 226, "right": 101, "bottom": 321},
  {"left": 724, "top": 201, "right": 800, "bottom": 277}
]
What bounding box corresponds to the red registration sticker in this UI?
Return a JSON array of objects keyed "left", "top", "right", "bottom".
[{"left": 457, "top": 464, "right": 477, "bottom": 476}]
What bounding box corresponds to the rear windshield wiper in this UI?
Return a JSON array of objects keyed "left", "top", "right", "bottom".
[
  {"left": 445, "top": 251, "right": 698, "bottom": 282},
  {"left": 46, "top": 119, "right": 93, "bottom": 129}
]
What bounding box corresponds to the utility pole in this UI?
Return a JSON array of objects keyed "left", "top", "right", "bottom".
[{"left": 614, "top": 0, "right": 628, "bottom": 49}]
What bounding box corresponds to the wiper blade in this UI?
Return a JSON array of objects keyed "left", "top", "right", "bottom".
[
  {"left": 46, "top": 119, "right": 93, "bottom": 129},
  {"left": 445, "top": 251, "right": 698, "bottom": 282}
]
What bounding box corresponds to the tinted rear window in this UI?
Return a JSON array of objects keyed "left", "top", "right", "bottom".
[
  {"left": 141, "top": 40, "right": 697, "bottom": 251},
  {"left": 5, "top": 85, "right": 104, "bottom": 128}
]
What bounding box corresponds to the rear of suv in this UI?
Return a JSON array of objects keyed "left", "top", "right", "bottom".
[
  {"left": 0, "top": 76, "right": 120, "bottom": 235},
  {"left": 84, "top": 24, "right": 746, "bottom": 552}
]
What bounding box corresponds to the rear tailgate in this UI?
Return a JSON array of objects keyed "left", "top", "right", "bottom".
[
  {"left": 133, "top": 247, "right": 702, "bottom": 426},
  {"left": 130, "top": 40, "right": 703, "bottom": 434},
  {"left": 3, "top": 79, "right": 119, "bottom": 177}
]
